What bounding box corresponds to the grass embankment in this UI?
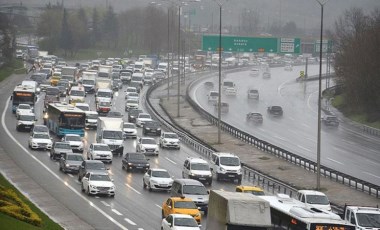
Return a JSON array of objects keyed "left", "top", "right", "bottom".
[
  {"left": 331, "top": 94, "right": 380, "bottom": 129},
  {"left": 0, "top": 60, "right": 25, "bottom": 81},
  {"left": 55, "top": 48, "right": 127, "bottom": 61},
  {"left": 0, "top": 173, "right": 62, "bottom": 230}
]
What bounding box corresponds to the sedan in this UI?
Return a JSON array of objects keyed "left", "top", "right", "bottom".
[
  {"left": 161, "top": 214, "right": 200, "bottom": 230},
  {"left": 123, "top": 122, "right": 137, "bottom": 139},
  {"left": 125, "top": 92, "right": 139, "bottom": 101},
  {"left": 87, "top": 143, "right": 113, "bottom": 163},
  {"left": 246, "top": 112, "right": 263, "bottom": 124},
  {"left": 122, "top": 152, "right": 150, "bottom": 172},
  {"left": 125, "top": 99, "right": 139, "bottom": 112},
  {"left": 50, "top": 142, "right": 73, "bottom": 160},
  {"left": 81, "top": 172, "right": 115, "bottom": 197},
  {"left": 59, "top": 153, "right": 84, "bottom": 173},
  {"left": 136, "top": 113, "right": 152, "bottom": 127},
  {"left": 28, "top": 133, "right": 53, "bottom": 150},
  {"left": 16, "top": 104, "right": 33, "bottom": 117},
  {"left": 267, "top": 106, "right": 283, "bottom": 117},
  {"left": 143, "top": 168, "right": 173, "bottom": 192},
  {"left": 61, "top": 134, "right": 84, "bottom": 153},
  {"left": 136, "top": 137, "right": 159, "bottom": 156}
]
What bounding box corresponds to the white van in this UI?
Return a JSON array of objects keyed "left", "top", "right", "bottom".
[
  {"left": 222, "top": 80, "right": 235, "bottom": 91},
  {"left": 210, "top": 152, "right": 242, "bottom": 183},
  {"left": 134, "top": 61, "right": 145, "bottom": 73},
  {"left": 296, "top": 190, "right": 332, "bottom": 211},
  {"left": 68, "top": 86, "right": 86, "bottom": 104}
]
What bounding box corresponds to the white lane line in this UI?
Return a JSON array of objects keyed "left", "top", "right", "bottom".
[
  {"left": 288, "top": 117, "right": 295, "bottom": 121},
  {"left": 101, "top": 201, "right": 110, "bottom": 207},
  {"left": 125, "top": 183, "right": 141, "bottom": 195},
  {"left": 327, "top": 157, "right": 344, "bottom": 165},
  {"left": 332, "top": 147, "right": 346, "bottom": 153},
  {"left": 363, "top": 172, "right": 380, "bottom": 179},
  {"left": 67, "top": 173, "right": 73, "bottom": 178},
  {"left": 138, "top": 228, "right": 144, "bottom": 230},
  {"left": 258, "top": 128, "right": 265, "bottom": 132},
  {"left": 155, "top": 204, "right": 161, "bottom": 209},
  {"left": 307, "top": 90, "right": 319, "bottom": 114},
  {"left": 1, "top": 97, "right": 129, "bottom": 230},
  {"left": 302, "top": 123, "right": 311, "bottom": 128},
  {"left": 165, "top": 157, "right": 177, "bottom": 165},
  {"left": 342, "top": 139, "right": 355, "bottom": 145},
  {"left": 273, "top": 135, "right": 287, "bottom": 141},
  {"left": 305, "top": 137, "right": 316, "bottom": 143},
  {"left": 112, "top": 209, "right": 123, "bottom": 216},
  {"left": 124, "top": 218, "right": 137, "bottom": 226},
  {"left": 297, "top": 145, "right": 312, "bottom": 152}
]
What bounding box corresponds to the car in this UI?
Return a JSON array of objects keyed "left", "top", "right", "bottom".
[
  {"left": 16, "top": 111, "right": 36, "bottom": 131},
  {"left": 296, "top": 190, "right": 332, "bottom": 211},
  {"left": 235, "top": 185, "right": 265, "bottom": 195},
  {"left": 136, "top": 113, "right": 152, "bottom": 127},
  {"left": 161, "top": 214, "right": 201, "bottom": 230},
  {"left": 262, "top": 72, "right": 271, "bottom": 79},
  {"left": 125, "top": 99, "right": 139, "bottom": 112},
  {"left": 182, "top": 158, "right": 212, "bottom": 185},
  {"left": 106, "top": 111, "right": 123, "bottom": 118},
  {"left": 159, "top": 132, "right": 180, "bottom": 149},
  {"left": 120, "top": 71, "right": 132, "bottom": 84},
  {"left": 125, "top": 92, "right": 139, "bottom": 101},
  {"left": 121, "top": 152, "right": 150, "bottom": 172},
  {"left": 61, "top": 134, "right": 84, "bottom": 153},
  {"left": 250, "top": 68, "right": 260, "bottom": 77},
  {"left": 96, "top": 100, "right": 112, "bottom": 115},
  {"left": 128, "top": 109, "right": 143, "bottom": 123},
  {"left": 124, "top": 87, "right": 138, "bottom": 99},
  {"left": 123, "top": 122, "right": 137, "bottom": 139},
  {"left": 50, "top": 141, "right": 73, "bottom": 160},
  {"left": 284, "top": 65, "right": 293, "bottom": 71},
  {"left": 112, "top": 80, "right": 121, "bottom": 91},
  {"left": 267, "top": 106, "right": 283, "bottom": 116},
  {"left": 161, "top": 197, "right": 201, "bottom": 224},
  {"left": 136, "top": 137, "right": 159, "bottom": 155},
  {"left": 322, "top": 115, "right": 339, "bottom": 127},
  {"left": 213, "top": 102, "right": 229, "bottom": 113},
  {"left": 142, "top": 120, "right": 161, "bottom": 136},
  {"left": 247, "top": 89, "right": 259, "bottom": 99},
  {"left": 78, "top": 160, "right": 108, "bottom": 181},
  {"left": 59, "top": 153, "right": 84, "bottom": 173},
  {"left": 143, "top": 168, "right": 174, "bottom": 192},
  {"left": 15, "top": 104, "right": 33, "bottom": 118},
  {"left": 224, "top": 87, "right": 237, "bottom": 96},
  {"left": 81, "top": 172, "right": 115, "bottom": 197},
  {"left": 143, "top": 75, "right": 154, "bottom": 85},
  {"left": 246, "top": 112, "right": 263, "bottom": 124},
  {"left": 30, "top": 125, "right": 49, "bottom": 135},
  {"left": 57, "top": 85, "right": 67, "bottom": 97},
  {"left": 28, "top": 132, "right": 53, "bottom": 150},
  {"left": 75, "top": 103, "right": 90, "bottom": 112},
  {"left": 207, "top": 91, "right": 219, "bottom": 104},
  {"left": 87, "top": 143, "right": 113, "bottom": 163},
  {"left": 204, "top": 81, "right": 214, "bottom": 88}
]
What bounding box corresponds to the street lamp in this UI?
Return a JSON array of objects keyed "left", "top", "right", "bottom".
[{"left": 316, "top": 0, "right": 328, "bottom": 191}]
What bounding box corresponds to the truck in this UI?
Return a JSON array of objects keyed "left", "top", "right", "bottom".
[
  {"left": 95, "top": 78, "right": 111, "bottom": 91},
  {"left": 96, "top": 117, "right": 124, "bottom": 155},
  {"left": 143, "top": 56, "right": 158, "bottom": 69},
  {"left": 341, "top": 205, "right": 380, "bottom": 229},
  {"left": 98, "top": 65, "right": 112, "bottom": 78},
  {"left": 206, "top": 190, "right": 272, "bottom": 230},
  {"left": 193, "top": 55, "right": 206, "bottom": 70},
  {"left": 61, "top": 67, "right": 78, "bottom": 85},
  {"left": 81, "top": 71, "right": 97, "bottom": 93}
]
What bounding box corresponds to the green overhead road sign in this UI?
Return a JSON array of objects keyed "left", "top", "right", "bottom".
[{"left": 202, "top": 35, "right": 301, "bottom": 54}]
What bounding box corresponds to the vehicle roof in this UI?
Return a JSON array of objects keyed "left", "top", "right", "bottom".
[
  {"left": 187, "top": 157, "right": 208, "bottom": 164},
  {"left": 64, "top": 134, "right": 81, "bottom": 137},
  {"left": 150, "top": 168, "right": 168, "bottom": 172},
  {"left": 173, "top": 179, "right": 204, "bottom": 186},
  {"left": 163, "top": 131, "right": 176, "bottom": 135},
  {"left": 141, "top": 137, "right": 155, "bottom": 140},
  {"left": 346, "top": 206, "right": 380, "bottom": 214},
  {"left": 85, "top": 160, "right": 104, "bottom": 164},
  {"left": 236, "top": 186, "right": 264, "bottom": 191},
  {"left": 213, "top": 152, "right": 238, "bottom": 157},
  {"left": 75, "top": 103, "right": 89, "bottom": 106},
  {"left": 92, "top": 143, "right": 109, "bottom": 146},
  {"left": 170, "top": 197, "right": 194, "bottom": 202},
  {"left": 18, "top": 111, "right": 35, "bottom": 116},
  {"left": 298, "top": 190, "right": 327, "bottom": 196},
  {"left": 168, "top": 213, "right": 195, "bottom": 218}
]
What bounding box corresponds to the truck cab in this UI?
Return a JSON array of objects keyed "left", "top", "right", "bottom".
[{"left": 343, "top": 206, "right": 380, "bottom": 230}]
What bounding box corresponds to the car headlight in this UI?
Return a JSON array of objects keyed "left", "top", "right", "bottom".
[
  {"left": 65, "top": 163, "right": 70, "bottom": 167},
  {"left": 146, "top": 163, "right": 150, "bottom": 167},
  {"left": 145, "top": 127, "right": 150, "bottom": 130},
  {"left": 32, "top": 142, "right": 37, "bottom": 145},
  {"left": 195, "top": 213, "right": 200, "bottom": 217},
  {"left": 90, "top": 184, "right": 97, "bottom": 189},
  {"left": 157, "top": 128, "right": 161, "bottom": 130},
  {"left": 237, "top": 168, "right": 242, "bottom": 174},
  {"left": 220, "top": 167, "right": 226, "bottom": 172},
  {"left": 110, "top": 186, "right": 115, "bottom": 190},
  {"left": 151, "top": 180, "right": 158, "bottom": 184},
  {"left": 140, "top": 146, "right": 145, "bottom": 150},
  {"left": 163, "top": 140, "right": 168, "bottom": 143},
  {"left": 128, "top": 163, "right": 133, "bottom": 166}
]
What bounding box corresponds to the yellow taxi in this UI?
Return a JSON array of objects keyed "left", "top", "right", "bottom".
[
  {"left": 50, "top": 72, "right": 61, "bottom": 86},
  {"left": 236, "top": 185, "right": 265, "bottom": 196},
  {"left": 161, "top": 197, "right": 201, "bottom": 224}
]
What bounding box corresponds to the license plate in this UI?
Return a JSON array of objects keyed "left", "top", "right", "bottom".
[
  {"left": 136, "top": 166, "right": 143, "bottom": 169},
  {"left": 228, "top": 175, "right": 235, "bottom": 177},
  {"left": 199, "top": 178, "right": 206, "bottom": 180}
]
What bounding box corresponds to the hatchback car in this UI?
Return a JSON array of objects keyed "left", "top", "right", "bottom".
[
  {"left": 28, "top": 133, "right": 53, "bottom": 150},
  {"left": 50, "top": 141, "right": 73, "bottom": 160},
  {"left": 59, "top": 153, "right": 84, "bottom": 173},
  {"left": 136, "top": 137, "right": 159, "bottom": 156},
  {"left": 143, "top": 168, "right": 173, "bottom": 192}
]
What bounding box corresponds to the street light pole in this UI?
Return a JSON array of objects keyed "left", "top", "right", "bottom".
[
  {"left": 217, "top": 3, "right": 222, "bottom": 144},
  {"left": 316, "top": 0, "right": 328, "bottom": 191},
  {"left": 167, "top": 7, "right": 170, "bottom": 100},
  {"left": 177, "top": 4, "right": 181, "bottom": 117}
]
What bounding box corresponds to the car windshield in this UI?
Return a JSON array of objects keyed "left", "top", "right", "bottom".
[
  {"left": 174, "top": 217, "right": 198, "bottom": 227},
  {"left": 61, "top": 76, "right": 74, "bottom": 81},
  {"left": 129, "top": 93, "right": 139, "bottom": 97},
  {"left": 220, "top": 157, "right": 240, "bottom": 166},
  {"left": 18, "top": 104, "right": 31, "bottom": 109},
  {"left": 223, "top": 81, "right": 234, "bottom": 87},
  {"left": 57, "top": 82, "right": 68, "bottom": 87},
  {"left": 87, "top": 113, "right": 98, "bottom": 119},
  {"left": 164, "top": 133, "right": 178, "bottom": 139},
  {"left": 129, "top": 154, "right": 146, "bottom": 160},
  {"left": 130, "top": 110, "right": 143, "bottom": 116},
  {"left": 66, "top": 136, "right": 81, "bottom": 141},
  {"left": 183, "top": 185, "right": 208, "bottom": 195},
  {"left": 99, "top": 101, "right": 111, "bottom": 107},
  {"left": 55, "top": 143, "right": 71, "bottom": 149},
  {"left": 210, "top": 92, "right": 218, "bottom": 96},
  {"left": 141, "top": 139, "right": 156, "bottom": 145},
  {"left": 19, "top": 115, "right": 35, "bottom": 121},
  {"left": 90, "top": 174, "right": 111, "bottom": 181},
  {"left": 139, "top": 114, "right": 151, "bottom": 119},
  {"left": 82, "top": 80, "right": 94, "bottom": 85},
  {"left": 94, "top": 145, "right": 110, "bottom": 151},
  {"left": 127, "top": 88, "right": 137, "bottom": 93},
  {"left": 70, "top": 90, "right": 85, "bottom": 96},
  {"left": 191, "top": 163, "right": 210, "bottom": 171},
  {"left": 127, "top": 99, "right": 138, "bottom": 104},
  {"left": 33, "top": 126, "right": 48, "bottom": 133},
  {"left": 76, "top": 106, "right": 89, "bottom": 111},
  {"left": 87, "top": 162, "right": 106, "bottom": 170},
  {"left": 123, "top": 123, "right": 135, "bottom": 129},
  {"left": 356, "top": 213, "right": 380, "bottom": 228},
  {"left": 46, "top": 87, "right": 60, "bottom": 95},
  {"left": 173, "top": 201, "right": 197, "bottom": 209},
  {"left": 306, "top": 195, "right": 330, "bottom": 205},
  {"left": 97, "top": 91, "right": 111, "bottom": 97},
  {"left": 244, "top": 190, "right": 265, "bottom": 196},
  {"left": 103, "top": 131, "right": 123, "bottom": 139},
  {"left": 67, "top": 155, "right": 83, "bottom": 161},
  {"left": 152, "top": 170, "right": 170, "bottom": 178},
  {"left": 272, "top": 106, "right": 282, "bottom": 111},
  {"left": 131, "top": 76, "right": 142, "bottom": 81},
  {"left": 34, "top": 134, "right": 50, "bottom": 139},
  {"left": 146, "top": 122, "right": 159, "bottom": 128},
  {"left": 249, "top": 90, "right": 258, "bottom": 93}
]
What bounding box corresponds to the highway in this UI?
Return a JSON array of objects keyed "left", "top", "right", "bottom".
[
  {"left": 190, "top": 65, "right": 380, "bottom": 185},
  {"left": 0, "top": 73, "right": 267, "bottom": 229}
]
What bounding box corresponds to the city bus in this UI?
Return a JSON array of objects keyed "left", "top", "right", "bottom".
[
  {"left": 260, "top": 194, "right": 355, "bottom": 230},
  {"left": 44, "top": 102, "right": 85, "bottom": 137},
  {"left": 11, "top": 85, "right": 37, "bottom": 113}
]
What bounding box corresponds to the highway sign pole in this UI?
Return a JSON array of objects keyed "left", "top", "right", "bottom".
[
  {"left": 217, "top": 2, "right": 222, "bottom": 144},
  {"left": 167, "top": 7, "right": 170, "bottom": 100},
  {"left": 177, "top": 5, "right": 181, "bottom": 118}
]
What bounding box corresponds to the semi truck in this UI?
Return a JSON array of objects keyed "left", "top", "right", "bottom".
[
  {"left": 96, "top": 117, "right": 124, "bottom": 155},
  {"left": 81, "top": 71, "right": 97, "bottom": 93},
  {"left": 206, "top": 190, "right": 272, "bottom": 230}
]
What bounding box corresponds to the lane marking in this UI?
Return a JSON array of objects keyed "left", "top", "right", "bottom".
[
  {"left": 1, "top": 97, "right": 129, "bottom": 230},
  {"left": 332, "top": 147, "right": 346, "bottom": 153},
  {"left": 258, "top": 128, "right": 265, "bottom": 132},
  {"left": 342, "top": 139, "right": 355, "bottom": 145},
  {"left": 305, "top": 137, "right": 316, "bottom": 143},
  {"left": 307, "top": 90, "right": 319, "bottom": 114},
  {"left": 101, "top": 201, "right": 110, "bottom": 207},
  {"left": 67, "top": 173, "right": 73, "bottom": 178},
  {"left": 112, "top": 209, "right": 123, "bottom": 216},
  {"left": 124, "top": 218, "right": 137, "bottom": 225},
  {"left": 288, "top": 117, "right": 295, "bottom": 121},
  {"left": 297, "top": 145, "right": 312, "bottom": 152},
  {"left": 165, "top": 157, "right": 177, "bottom": 165},
  {"left": 273, "top": 135, "right": 287, "bottom": 141},
  {"left": 138, "top": 228, "right": 144, "bottom": 230},
  {"left": 327, "top": 157, "right": 344, "bottom": 165},
  {"left": 125, "top": 183, "right": 141, "bottom": 195},
  {"left": 363, "top": 172, "right": 380, "bottom": 179},
  {"left": 155, "top": 204, "right": 161, "bottom": 209},
  {"left": 302, "top": 123, "right": 311, "bottom": 128}
]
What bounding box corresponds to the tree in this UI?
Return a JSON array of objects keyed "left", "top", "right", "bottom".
[
  {"left": 0, "top": 13, "right": 14, "bottom": 63},
  {"left": 282, "top": 21, "right": 297, "bottom": 36},
  {"left": 60, "top": 8, "right": 74, "bottom": 57},
  {"left": 102, "top": 6, "right": 118, "bottom": 48},
  {"left": 91, "top": 8, "right": 101, "bottom": 46},
  {"left": 36, "top": 3, "right": 63, "bottom": 52}
]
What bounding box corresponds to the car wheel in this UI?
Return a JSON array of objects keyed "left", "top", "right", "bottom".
[
  {"left": 59, "top": 164, "right": 62, "bottom": 171},
  {"left": 161, "top": 210, "right": 165, "bottom": 219},
  {"left": 109, "top": 161, "right": 112, "bottom": 164},
  {"left": 86, "top": 186, "right": 90, "bottom": 196},
  {"left": 148, "top": 183, "right": 152, "bottom": 192},
  {"left": 143, "top": 180, "right": 147, "bottom": 189},
  {"left": 110, "top": 194, "right": 115, "bottom": 198},
  {"left": 62, "top": 166, "right": 66, "bottom": 173},
  {"left": 208, "top": 180, "right": 212, "bottom": 185},
  {"left": 81, "top": 183, "right": 85, "bottom": 192},
  {"left": 216, "top": 173, "right": 220, "bottom": 181},
  {"left": 50, "top": 152, "right": 53, "bottom": 159},
  {"left": 78, "top": 175, "right": 82, "bottom": 182},
  {"left": 126, "top": 166, "right": 130, "bottom": 172}
]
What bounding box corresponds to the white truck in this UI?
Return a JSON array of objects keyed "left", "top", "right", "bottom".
[
  {"left": 81, "top": 71, "right": 97, "bottom": 93},
  {"left": 98, "top": 65, "right": 112, "bottom": 78},
  {"left": 95, "top": 78, "right": 112, "bottom": 104},
  {"left": 95, "top": 78, "right": 111, "bottom": 91},
  {"left": 96, "top": 117, "right": 124, "bottom": 155},
  {"left": 342, "top": 205, "right": 380, "bottom": 230},
  {"left": 206, "top": 190, "right": 272, "bottom": 230}
]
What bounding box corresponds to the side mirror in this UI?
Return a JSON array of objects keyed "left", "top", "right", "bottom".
[
  {"left": 82, "top": 177, "right": 88, "bottom": 181},
  {"left": 80, "top": 165, "right": 84, "bottom": 168},
  {"left": 207, "top": 190, "right": 210, "bottom": 194},
  {"left": 168, "top": 205, "right": 172, "bottom": 209},
  {"left": 111, "top": 179, "right": 114, "bottom": 182}
]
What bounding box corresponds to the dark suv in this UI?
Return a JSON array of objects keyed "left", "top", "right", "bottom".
[
  {"left": 128, "top": 109, "right": 143, "bottom": 123},
  {"left": 142, "top": 121, "right": 161, "bottom": 136},
  {"left": 267, "top": 106, "right": 283, "bottom": 116},
  {"left": 78, "top": 160, "right": 108, "bottom": 181},
  {"left": 121, "top": 153, "right": 150, "bottom": 172}
]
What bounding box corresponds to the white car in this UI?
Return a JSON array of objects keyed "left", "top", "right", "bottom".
[
  {"left": 125, "top": 99, "right": 139, "bottom": 111},
  {"left": 124, "top": 87, "right": 138, "bottom": 99},
  {"left": 87, "top": 143, "right": 113, "bottom": 164},
  {"left": 144, "top": 68, "right": 154, "bottom": 77},
  {"left": 136, "top": 137, "right": 159, "bottom": 156},
  {"left": 16, "top": 104, "right": 33, "bottom": 117},
  {"left": 249, "top": 68, "right": 260, "bottom": 77},
  {"left": 61, "top": 134, "right": 84, "bottom": 153},
  {"left": 225, "top": 87, "right": 237, "bottom": 96},
  {"left": 123, "top": 122, "right": 137, "bottom": 138},
  {"left": 28, "top": 133, "right": 53, "bottom": 150},
  {"left": 161, "top": 214, "right": 200, "bottom": 230},
  {"left": 143, "top": 168, "right": 173, "bottom": 191},
  {"left": 136, "top": 113, "right": 152, "bottom": 127},
  {"left": 284, "top": 65, "right": 293, "bottom": 71},
  {"left": 125, "top": 92, "right": 139, "bottom": 101},
  {"left": 262, "top": 72, "right": 271, "bottom": 79},
  {"left": 81, "top": 172, "right": 115, "bottom": 197},
  {"left": 207, "top": 91, "right": 219, "bottom": 104},
  {"left": 75, "top": 103, "right": 90, "bottom": 112},
  {"left": 159, "top": 132, "right": 180, "bottom": 149}
]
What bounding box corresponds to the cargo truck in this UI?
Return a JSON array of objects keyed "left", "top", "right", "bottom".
[
  {"left": 98, "top": 65, "right": 112, "bottom": 78},
  {"left": 206, "top": 190, "right": 272, "bottom": 230},
  {"left": 81, "top": 71, "right": 97, "bottom": 93},
  {"left": 96, "top": 117, "right": 124, "bottom": 155}
]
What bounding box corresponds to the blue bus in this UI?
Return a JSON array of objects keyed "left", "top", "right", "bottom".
[
  {"left": 11, "top": 85, "right": 37, "bottom": 113},
  {"left": 44, "top": 103, "right": 85, "bottom": 137}
]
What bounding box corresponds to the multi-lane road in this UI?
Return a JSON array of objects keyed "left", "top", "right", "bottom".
[{"left": 190, "top": 65, "right": 380, "bottom": 185}]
